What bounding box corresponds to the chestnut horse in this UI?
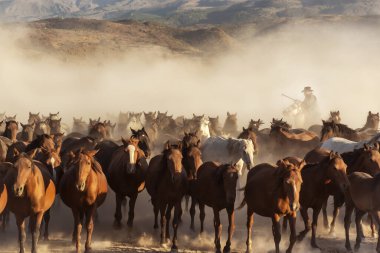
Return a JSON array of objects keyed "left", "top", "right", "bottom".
[
  {"left": 320, "top": 120, "right": 361, "bottom": 142},
  {"left": 5, "top": 151, "right": 56, "bottom": 253},
  {"left": 297, "top": 152, "right": 349, "bottom": 248},
  {"left": 59, "top": 149, "right": 107, "bottom": 252},
  {"left": 239, "top": 159, "right": 305, "bottom": 253},
  {"left": 145, "top": 141, "right": 188, "bottom": 251},
  {"left": 193, "top": 162, "right": 238, "bottom": 253},
  {"left": 108, "top": 137, "right": 148, "bottom": 228}
]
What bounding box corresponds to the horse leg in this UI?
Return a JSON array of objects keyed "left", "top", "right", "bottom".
[
  {"left": 282, "top": 216, "right": 288, "bottom": 233},
  {"left": 171, "top": 202, "right": 181, "bottom": 252},
  {"left": 16, "top": 216, "right": 26, "bottom": 253},
  {"left": 354, "top": 209, "right": 366, "bottom": 251},
  {"left": 322, "top": 198, "right": 330, "bottom": 230},
  {"left": 370, "top": 211, "right": 380, "bottom": 253},
  {"left": 199, "top": 202, "right": 205, "bottom": 233},
  {"left": 286, "top": 213, "right": 297, "bottom": 253},
  {"left": 223, "top": 206, "right": 235, "bottom": 253},
  {"left": 213, "top": 208, "right": 222, "bottom": 253},
  {"left": 344, "top": 203, "right": 355, "bottom": 251},
  {"left": 329, "top": 197, "right": 342, "bottom": 235},
  {"left": 31, "top": 212, "right": 43, "bottom": 253},
  {"left": 185, "top": 195, "right": 189, "bottom": 212},
  {"left": 159, "top": 203, "right": 167, "bottom": 245},
  {"left": 165, "top": 204, "right": 173, "bottom": 243},
  {"left": 190, "top": 196, "right": 196, "bottom": 231},
  {"left": 113, "top": 193, "right": 124, "bottom": 229},
  {"left": 127, "top": 194, "right": 137, "bottom": 227},
  {"left": 153, "top": 199, "right": 159, "bottom": 229},
  {"left": 43, "top": 208, "right": 51, "bottom": 241},
  {"left": 297, "top": 207, "right": 310, "bottom": 241},
  {"left": 310, "top": 207, "right": 322, "bottom": 248},
  {"left": 246, "top": 207, "right": 254, "bottom": 253},
  {"left": 369, "top": 213, "right": 377, "bottom": 238},
  {"left": 72, "top": 209, "right": 82, "bottom": 251},
  {"left": 272, "top": 214, "right": 281, "bottom": 253},
  {"left": 84, "top": 206, "right": 96, "bottom": 252}
]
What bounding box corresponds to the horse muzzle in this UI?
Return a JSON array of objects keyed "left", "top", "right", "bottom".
[
  {"left": 290, "top": 202, "right": 300, "bottom": 212},
  {"left": 126, "top": 164, "right": 136, "bottom": 174},
  {"left": 76, "top": 182, "right": 86, "bottom": 192},
  {"left": 13, "top": 184, "right": 25, "bottom": 197}
]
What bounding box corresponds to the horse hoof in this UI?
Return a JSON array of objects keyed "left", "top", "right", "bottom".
[
  {"left": 153, "top": 224, "right": 158, "bottom": 229},
  {"left": 216, "top": 249, "right": 222, "bottom": 253},
  {"left": 354, "top": 244, "right": 360, "bottom": 251},
  {"left": 44, "top": 236, "right": 50, "bottom": 241},
  {"left": 127, "top": 220, "right": 133, "bottom": 228},
  {"left": 311, "top": 242, "right": 320, "bottom": 249},
  {"left": 85, "top": 246, "right": 92, "bottom": 253},
  {"left": 113, "top": 221, "right": 123, "bottom": 230},
  {"left": 345, "top": 243, "right": 352, "bottom": 252},
  {"left": 171, "top": 245, "right": 178, "bottom": 253},
  {"left": 223, "top": 245, "right": 231, "bottom": 253}
]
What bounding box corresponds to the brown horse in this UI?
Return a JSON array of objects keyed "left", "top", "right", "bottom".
[
  {"left": 223, "top": 112, "right": 238, "bottom": 136},
  {"left": 72, "top": 117, "right": 88, "bottom": 135},
  {"left": 48, "top": 118, "right": 62, "bottom": 135},
  {"left": 297, "top": 152, "right": 349, "bottom": 248},
  {"left": 33, "top": 120, "right": 51, "bottom": 139},
  {"left": 145, "top": 141, "right": 188, "bottom": 251},
  {"left": 5, "top": 150, "right": 56, "bottom": 253},
  {"left": 320, "top": 120, "right": 361, "bottom": 142},
  {"left": 305, "top": 145, "right": 380, "bottom": 235},
  {"left": 329, "top": 110, "right": 341, "bottom": 123},
  {"left": 60, "top": 149, "right": 107, "bottom": 252},
  {"left": 28, "top": 112, "right": 41, "bottom": 125},
  {"left": 3, "top": 120, "right": 19, "bottom": 142},
  {"left": 357, "top": 111, "right": 380, "bottom": 133},
  {"left": 248, "top": 119, "right": 264, "bottom": 132},
  {"left": 18, "top": 123, "right": 34, "bottom": 143},
  {"left": 239, "top": 159, "right": 305, "bottom": 253},
  {"left": 193, "top": 162, "right": 238, "bottom": 253},
  {"left": 344, "top": 172, "right": 380, "bottom": 252},
  {"left": 238, "top": 127, "right": 258, "bottom": 154},
  {"left": 108, "top": 137, "right": 147, "bottom": 228},
  {"left": 88, "top": 121, "right": 107, "bottom": 141}
]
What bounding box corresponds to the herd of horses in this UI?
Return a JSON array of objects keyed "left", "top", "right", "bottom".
[{"left": 0, "top": 110, "right": 380, "bottom": 253}]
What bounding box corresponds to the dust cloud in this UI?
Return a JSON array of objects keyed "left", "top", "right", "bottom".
[{"left": 1, "top": 20, "right": 380, "bottom": 129}]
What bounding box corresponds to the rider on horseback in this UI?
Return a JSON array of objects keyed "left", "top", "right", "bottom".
[{"left": 300, "top": 86, "right": 321, "bottom": 127}]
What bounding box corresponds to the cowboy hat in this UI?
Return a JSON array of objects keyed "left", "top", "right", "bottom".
[{"left": 301, "top": 86, "right": 313, "bottom": 93}]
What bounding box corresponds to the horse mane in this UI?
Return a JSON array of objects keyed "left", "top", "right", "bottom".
[
  {"left": 25, "top": 134, "right": 51, "bottom": 152},
  {"left": 91, "top": 158, "right": 103, "bottom": 174}
]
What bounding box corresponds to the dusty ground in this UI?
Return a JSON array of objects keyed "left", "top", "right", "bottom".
[{"left": 0, "top": 186, "right": 378, "bottom": 253}]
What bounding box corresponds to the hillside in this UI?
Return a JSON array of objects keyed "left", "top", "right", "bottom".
[
  {"left": 1, "top": 0, "right": 380, "bottom": 26},
  {"left": 4, "top": 18, "right": 238, "bottom": 60}
]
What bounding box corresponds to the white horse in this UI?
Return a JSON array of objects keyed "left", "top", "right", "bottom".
[
  {"left": 283, "top": 101, "right": 305, "bottom": 129},
  {"left": 321, "top": 133, "right": 380, "bottom": 153},
  {"left": 125, "top": 113, "right": 144, "bottom": 137},
  {"left": 201, "top": 136, "right": 255, "bottom": 192},
  {"left": 196, "top": 116, "right": 210, "bottom": 143}
]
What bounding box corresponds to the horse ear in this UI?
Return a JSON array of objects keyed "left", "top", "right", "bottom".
[
  {"left": 322, "top": 120, "right": 326, "bottom": 125},
  {"left": 369, "top": 111, "right": 372, "bottom": 115},
  {"left": 364, "top": 143, "right": 369, "bottom": 151},
  {"left": 0, "top": 120, "right": 3, "bottom": 126},
  {"left": 29, "top": 112, "right": 32, "bottom": 116},
  {"left": 87, "top": 149, "right": 98, "bottom": 157},
  {"left": 276, "top": 159, "right": 286, "bottom": 168},
  {"left": 164, "top": 141, "right": 170, "bottom": 150},
  {"left": 131, "top": 128, "right": 137, "bottom": 135},
  {"left": 376, "top": 142, "right": 380, "bottom": 151},
  {"left": 329, "top": 151, "right": 335, "bottom": 159},
  {"left": 184, "top": 131, "right": 188, "bottom": 137},
  {"left": 13, "top": 148, "right": 20, "bottom": 157},
  {"left": 298, "top": 160, "right": 306, "bottom": 171},
  {"left": 227, "top": 112, "right": 230, "bottom": 116},
  {"left": 20, "top": 123, "right": 25, "bottom": 128},
  {"left": 121, "top": 137, "right": 128, "bottom": 147},
  {"left": 27, "top": 149, "right": 39, "bottom": 159},
  {"left": 193, "top": 113, "right": 196, "bottom": 118},
  {"left": 243, "top": 127, "right": 247, "bottom": 131},
  {"left": 196, "top": 139, "right": 201, "bottom": 148}
]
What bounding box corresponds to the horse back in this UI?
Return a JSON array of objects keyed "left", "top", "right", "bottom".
[{"left": 145, "top": 154, "right": 163, "bottom": 197}]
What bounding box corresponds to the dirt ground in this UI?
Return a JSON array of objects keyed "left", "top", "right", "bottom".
[{"left": 0, "top": 185, "right": 378, "bottom": 253}]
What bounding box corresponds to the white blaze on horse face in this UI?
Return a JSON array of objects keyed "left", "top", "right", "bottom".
[
  {"left": 127, "top": 144, "right": 136, "bottom": 164},
  {"left": 50, "top": 157, "right": 56, "bottom": 168}
]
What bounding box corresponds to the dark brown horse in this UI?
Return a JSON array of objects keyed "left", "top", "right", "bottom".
[
  {"left": 60, "top": 149, "right": 107, "bottom": 252},
  {"left": 131, "top": 127, "right": 151, "bottom": 158},
  {"left": 3, "top": 120, "right": 18, "bottom": 142},
  {"left": 108, "top": 137, "right": 147, "bottom": 228},
  {"left": 88, "top": 121, "right": 107, "bottom": 141},
  {"left": 320, "top": 120, "right": 361, "bottom": 142},
  {"left": 239, "top": 159, "right": 305, "bottom": 253},
  {"left": 48, "top": 117, "right": 62, "bottom": 135},
  {"left": 145, "top": 141, "right": 188, "bottom": 251},
  {"left": 0, "top": 162, "right": 8, "bottom": 215},
  {"left": 193, "top": 162, "right": 238, "bottom": 253},
  {"left": 297, "top": 152, "right": 349, "bottom": 248},
  {"left": 344, "top": 172, "right": 380, "bottom": 252},
  {"left": 5, "top": 151, "right": 56, "bottom": 253}
]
